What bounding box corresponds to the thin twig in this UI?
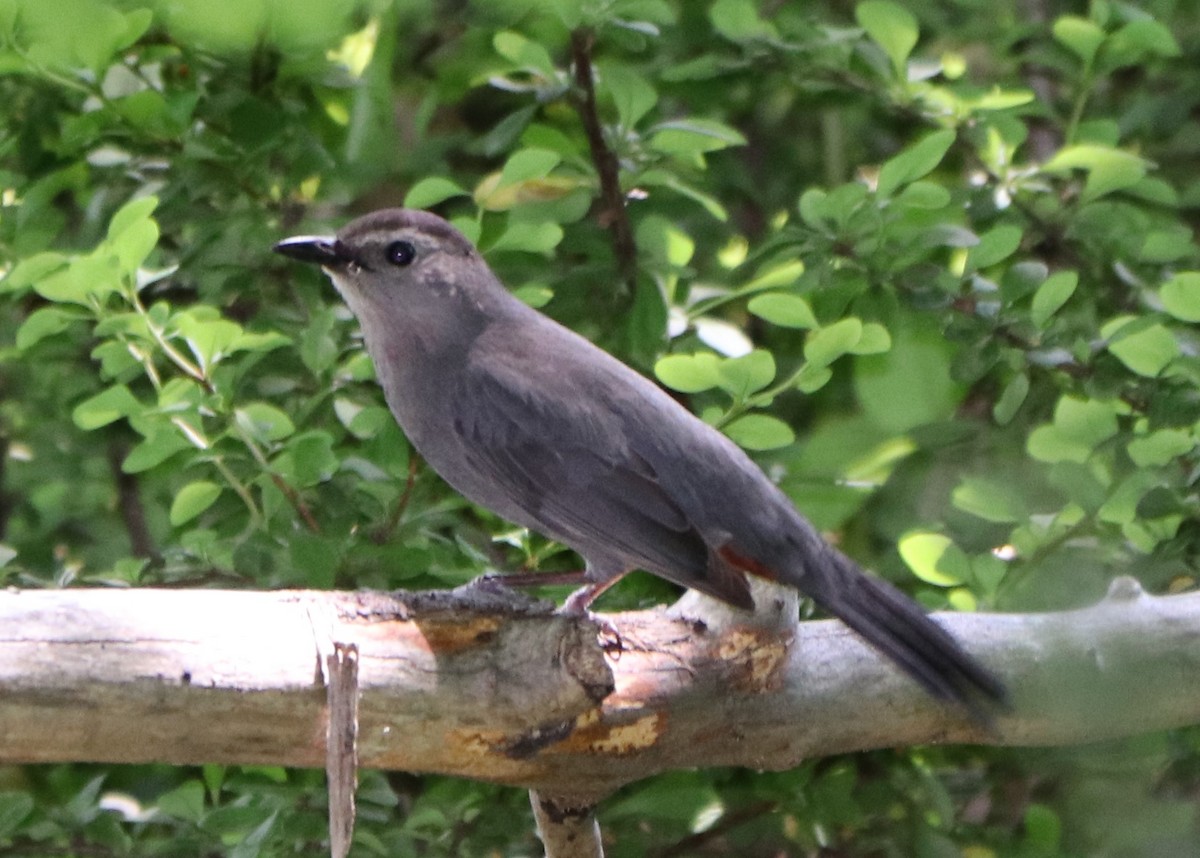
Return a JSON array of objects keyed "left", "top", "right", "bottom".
[
  {"left": 268, "top": 472, "right": 322, "bottom": 533},
  {"left": 373, "top": 455, "right": 420, "bottom": 544},
  {"left": 229, "top": 421, "right": 321, "bottom": 534},
  {"left": 569, "top": 28, "right": 638, "bottom": 294}
]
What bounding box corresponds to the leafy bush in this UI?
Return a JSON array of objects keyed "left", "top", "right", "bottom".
[{"left": 2, "top": 0, "right": 1198, "bottom": 854}]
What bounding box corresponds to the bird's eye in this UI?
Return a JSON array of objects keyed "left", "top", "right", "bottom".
[{"left": 385, "top": 240, "right": 416, "bottom": 267}]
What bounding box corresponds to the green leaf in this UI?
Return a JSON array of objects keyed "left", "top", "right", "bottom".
[
  {"left": 404, "top": 177, "right": 469, "bottom": 209},
  {"left": 1104, "top": 19, "right": 1181, "bottom": 67},
  {"left": 493, "top": 30, "right": 557, "bottom": 77},
  {"left": 896, "top": 181, "right": 951, "bottom": 209},
  {"left": 1028, "top": 426, "right": 1090, "bottom": 464},
  {"left": 972, "top": 88, "right": 1036, "bottom": 110},
  {"left": 497, "top": 148, "right": 561, "bottom": 189},
  {"left": 1103, "top": 316, "right": 1178, "bottom": 377},
  {"left": 649, "top": 118, "right": 747, "bottom": 155},
  {"left": 513, "top": 284, "right": 554, "bottom": 308},
  {"left": 966, "top": 224, "right": 1022, "bottom": 271},
  {"left": 156, "top": 780, "right": 206, "bottom": 823},
  {"left": 0, "top": 791, "right": 34, "bottom": 838},
  {"left": 30, "top": 260, "right": 91, "bottom": 306},
  {"left": 0, "top": 546, "right": 16, "bottom": 570},
  {"left": 278, "top": 432, "right": 338, "bottom": 488},
  {"left": 795, "top": 363, "right": 834, "bottom": 393},
  {"left": 952, "top": 476, "right": 1028, "bottom": 523},
  {"left": 637, "top": 170, "right": 730, "bottom": 220},
  {"left": 1160, "top": 272, "right": 1200, "bottom": 322},
  {"left": 170, "top": 482, "right": 222, "bottom": 527},
  {"left": 1001, "top": 261, "right": 1049, "bottom": 304},
  {"left": 1139, "top": 229, "right": 1194, "bottom": 263},
  {"left": 489, "top": 221, "right": 563, "bottom": 254},
  {"left": 106, "top": 195, "right": 159, "bottom": 241},
  {"left": 336, "top": 402, "right": 392, "bottom": 440},
  {"left": 123, "top": 428, "right": 193, "bottom": 473},
  {"left": 710, "top": 0, "right": 777, "bottom": 42},
  {"left": 747, "top": 293, "right": 817, "bottom": 328},
  {"left": 15, "top": 306, "right": 81, "bottom": 350},
  {"left": 849, "top": 323, "right": 891, "bottom": 354},
  {"left": 1030, "top": 395, "right": 1121, "bottom": 463},
  {"left": 601, "top": 63, "right": 657, "bottom": 128},
  {"left": 174, "top": 313, "right": 243, "bottom": 372},
  {"left": 232, "top": 331, "right": 289, "bottom": 355},
  {"left": 876, "top": 129, "right": 956, "bottom": 198},
  {"left": 740, "top": 259, "right": 805, "bottom": 294},
  {"left": 655, "top": 353, "right": 721, "bottom": 393},
  {"left": 1030, "top": 270, "right": 1078, "bottom": 328},
  {"left": 855, "top": 316, "right": 964, "bottom": 433},
  {"left": 1, "top": 251, "right": 68, "bottom": 295},
  {"left": 804, "top": 318, "right": 863, "bottom": 367},
  {"left": 724, "top": 414, "right": 795, "bottom": 450},
  {"left": 856, "top": 1, "right": 919, "bottom": 77},
  {"left": 898, "top": 532, "right": 968, "bottom": 587},
  {"left": 993, "top": 372, "right": 1029, "bottom": 424},
  {"left": 1042, "top": 144, "right": 1147, "bottom": 202},
  {"left": 717, "top": 350, "right": 775, "bottom": 397},
  {"left": 1055, "top": 396, "right": 1120, "bottom": 446},
  {"left": 1052, "top": 16, "right": 1106, "bottom": 66},
  {"left": 111, "top": 216, "right": 159, "bottom": 272},
  {"left": 73, "top": 385, "right": 142, "bottom": 430},
  {"left": 236, "top": 403, "right": 296, "bottom": 443},
  {"left": 1127, "top": 430, "right": 1193, "bottom": 467}
]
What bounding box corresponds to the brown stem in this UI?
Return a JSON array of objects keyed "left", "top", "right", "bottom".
[
  {"left": 107, "top": 441, "right": 158, "bottom": 560},
  {"left": 0, "top": 433, "right": 9, "bottom": 540},
  {"left": 268, "top": 472, "right": 321, "bottom": 533},
  {"left": 570, "top": 28, "right": 638, "bottom": 294},
  {"left": 373, "top": 455, "right": 420, "bottom": 544}
]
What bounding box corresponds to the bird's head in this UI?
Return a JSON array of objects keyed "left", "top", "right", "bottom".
[{"left": 275, "top": 208, "right": 503, "bottom": 355}]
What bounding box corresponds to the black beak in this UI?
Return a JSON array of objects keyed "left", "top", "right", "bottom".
[{"left": 273, "top": 235, "right": 347, "bottom": 267}]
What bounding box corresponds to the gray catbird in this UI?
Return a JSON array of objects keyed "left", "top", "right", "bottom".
[{"left": 275, "top": 208, "right": 1005, "bottom": 710}]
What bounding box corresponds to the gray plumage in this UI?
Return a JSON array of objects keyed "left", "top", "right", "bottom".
[{"left": 275, "top": 208, "right": 1005, "bottom": 710}]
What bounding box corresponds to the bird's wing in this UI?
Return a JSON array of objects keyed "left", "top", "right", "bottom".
[{"left": 451, "top": 343, "right": 752, "bottom": 606}]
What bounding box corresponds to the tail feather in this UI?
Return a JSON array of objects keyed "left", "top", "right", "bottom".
[{"left": 808, "top": 552, "right": 1007, "bottom": 714}]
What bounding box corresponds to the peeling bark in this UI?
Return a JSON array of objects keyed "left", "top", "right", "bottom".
[{"left": 0, "top": 578, "right": 1196, "bottom": 797}]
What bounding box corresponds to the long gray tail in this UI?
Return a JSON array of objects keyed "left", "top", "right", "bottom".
[{"left": 806, "top": 550, "right": 1007, "bottom": 712}]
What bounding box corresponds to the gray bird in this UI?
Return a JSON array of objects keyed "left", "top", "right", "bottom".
[{"left": 275, "top": 208, "right": 1005, "bottom": 710}]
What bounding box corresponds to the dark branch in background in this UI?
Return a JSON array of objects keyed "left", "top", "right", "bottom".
[
  {"left": 1018, "top": 0, "right": 1062, "bottom": 162},
  {"left": 569, "top": 28, "right": 638, "bottom": 294},
  {"left": 0, "top": 434, "right": 9, "bottom": 540},
  {"left": 107, "top": 441, "right": 157, "bottom": 560}
]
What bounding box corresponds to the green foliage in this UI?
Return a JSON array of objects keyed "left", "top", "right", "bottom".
[{"left": 2, "top": 0, "right": 1199, "bottom": 854}]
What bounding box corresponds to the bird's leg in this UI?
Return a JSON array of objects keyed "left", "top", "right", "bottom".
[
  {"left": 561, "top": 578, "right": 621, "bottom": 616},
  {"left": 467, "top": 571, "right": 625, "bottom": 655}
]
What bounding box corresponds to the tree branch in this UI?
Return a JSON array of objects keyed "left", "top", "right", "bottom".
[
  {"left": 570, "top": 28, "right": 638, "bottom": 294},
  {"left": 531, "top": 790, "right": 603, "bottom": 858},
  {"left": 107, "top": 441, "right": 158, "bottom": 560},
  {"left": 0, "top": 578, "right": 1196, "bottom": 798}
]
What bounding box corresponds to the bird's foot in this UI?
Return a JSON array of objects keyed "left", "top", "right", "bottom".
[{"left": 561, "top": 582, "right": 624, "bottom": 658}]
